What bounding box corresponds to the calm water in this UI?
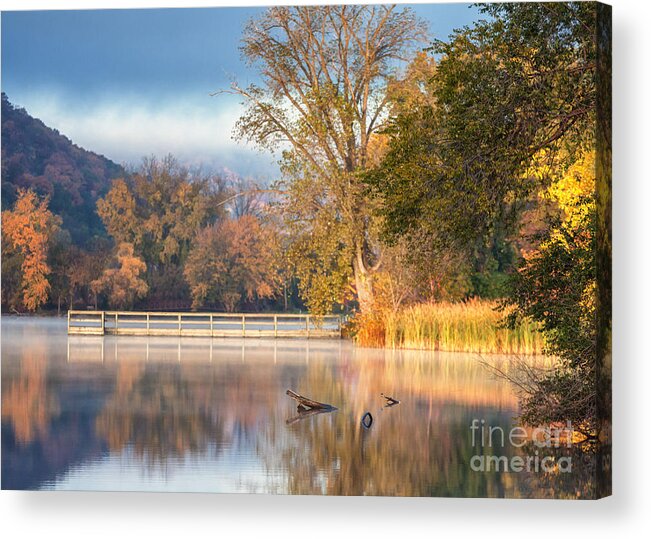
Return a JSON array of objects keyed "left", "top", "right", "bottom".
[{"left": 1, "top": 317, "right": 594, "bottom": 497}]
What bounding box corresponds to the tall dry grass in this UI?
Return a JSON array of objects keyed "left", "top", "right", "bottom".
[{"left": 352, "top": 299, "right": 544, "bottom": 354}]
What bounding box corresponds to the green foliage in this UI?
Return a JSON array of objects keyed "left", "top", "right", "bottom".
[
  {"left": 507, "top": 211, "right": 595, "bottom": 365},
  {"left": 469, "top": 227, "right": 517, "bottom": 299},
  {"left": 97, "top": 156, "right": 227, "bottom": 269},
  {"left": 1, "top": 235, "right": 24, "bottom": 311},
  {"left": 470, "top": 260, "right": 509, "bottom": 300},
  {"left": 504, "top": 159, "right": 597, "bottom": 434},
  {"left": 367, "top": 1, "right": 597, "bottom": 260},
  {"left": 47, "top": 227, "right": 74, "bottom": 312}
]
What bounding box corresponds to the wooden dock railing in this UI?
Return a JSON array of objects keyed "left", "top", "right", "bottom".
[{"left": 67, "top": 311, "right": 342, "bottom": 339}]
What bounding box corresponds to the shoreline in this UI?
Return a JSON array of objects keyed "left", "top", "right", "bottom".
[{"left": 2, "top": 314, "right": 550, "bottom": 357}]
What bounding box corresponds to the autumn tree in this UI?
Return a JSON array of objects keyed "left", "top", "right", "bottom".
[
  {"left": 91, "top": 242, "right": 148, "bottom": 309},
  {"left": 96, "top": 155, "right": 228, "bottom": 306},
  {"left": 184, "top": 216, "right": 281, "bottom": 311},
  {"left": 1, "top": 188, "right": 61, "bottom": 311},
  {"left": 96, "top": 177, "right": 139, "bottom": 247},
  {"left": 226, "top": 5, "right": 426, "bottom": 314},
  {"left": 67, "top": 239, "right": 112, "bottom": 309},
  {"left": 505, "top": 149, "right": 598, "bottom": 435},
  {"left": 1, "top": 233, "right": 23, "bottom": 311}
]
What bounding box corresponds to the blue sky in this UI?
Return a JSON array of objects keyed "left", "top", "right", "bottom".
[{"left": 1, "top": 3, "right": 478, "bottom": 179}]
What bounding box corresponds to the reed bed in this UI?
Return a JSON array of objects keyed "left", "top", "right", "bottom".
[{"left": 352, "top": 299, "right": 544, "bottom": 354}]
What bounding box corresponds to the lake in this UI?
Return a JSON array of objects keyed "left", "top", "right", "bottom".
[{"left": 1, "top": 317, "right": 594, "bottom": 497}]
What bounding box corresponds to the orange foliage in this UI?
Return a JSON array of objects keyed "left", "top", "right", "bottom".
[
  {"left": 184, "top": 215, "right": 281, "bottom": 310},
  {"left": 1, "top": 188, "right": 60, "bottom": 310},
  {"left": 91, "top": 242, "right": 148, "bottom": 308}
]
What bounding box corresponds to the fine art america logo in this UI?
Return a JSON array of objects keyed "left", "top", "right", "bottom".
[{"left": 469, "top": 419, "right": 573, "bottom": 473}]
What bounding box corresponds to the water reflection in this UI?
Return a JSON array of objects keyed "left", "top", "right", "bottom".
[{"left": 2, "top": 317, "right": 594, "bottom": 497}]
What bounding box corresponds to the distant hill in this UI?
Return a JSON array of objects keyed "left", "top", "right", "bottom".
[{"left": 1, "top": 93, "right": 125, "bottom": 245}]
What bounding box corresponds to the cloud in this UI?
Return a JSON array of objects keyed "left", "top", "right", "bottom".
[{"left": 10, "top": 91, "right": 278, "bottom": 179}]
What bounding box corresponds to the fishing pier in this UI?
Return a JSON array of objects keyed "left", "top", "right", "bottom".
[{"left": 67, "top": 311, "right": 342, "bottom": 339}]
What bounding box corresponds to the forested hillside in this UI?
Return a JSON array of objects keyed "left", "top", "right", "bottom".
[{"left": 1, "top": 93, "right": 124, "bottom": 245}]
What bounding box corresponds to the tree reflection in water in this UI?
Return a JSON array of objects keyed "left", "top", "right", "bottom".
[
  {"left": 1, "top": 320, "right": 596, "bottom": 497},
  {"left": 94, "top": 362, "right": 226, "bottom": 467},
  {"left": 260, "top": 349, "right": 530, "bottom": 497},
  {"left": 1, "top": 345, "right": 60, "bottom": 444}
]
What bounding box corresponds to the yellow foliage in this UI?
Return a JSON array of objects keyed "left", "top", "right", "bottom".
[
  {"left": 522, "top": 148, "right": 595, "bottom": 257},
  {"left": 546, "top": 149, "right": 595, "bottom": 232},
  {"left": 96, "top": 178, "right": 140, "bottom": 246},
  {"left": 91, "top": 242, "right": 148, "bottom": 308}
]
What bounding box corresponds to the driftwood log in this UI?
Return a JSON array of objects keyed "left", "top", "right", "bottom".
[
  {"left": 380, "top": 393, "right": 400, "bottom": 406},
  {"left": 286, "top": 389, "right": 337, "bottom": 411}
]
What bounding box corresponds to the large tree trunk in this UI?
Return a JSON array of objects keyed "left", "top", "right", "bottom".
[{"left": 353, "top": 256, "right": 375, "bottom": 315}]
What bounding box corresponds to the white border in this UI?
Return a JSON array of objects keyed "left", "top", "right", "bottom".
[{"left": 1, "top": 0, "right": 649, "bottom": 537}]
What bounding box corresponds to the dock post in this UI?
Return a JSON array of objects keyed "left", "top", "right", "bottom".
[
  {"left": 306, "top": 315, "right": 310, "bottom": 339},
  {"left": 178, "top": 313, "right": 182, "bottom": 336},
  {"left": 146, "top": 312, "right": 150, "bottom": 336},
  {"left": 274, "top": 315, "right": 278, "bottom": 338},
  {"left": 100, "top": 311, "right": 105, "bottom": 335},
  {"left": 210, "top": 314, "right": 214, "bottom": 337},
  {"left": 242, "top": 315, "right": 246, "bottom": 337},
  {"left": 67, "top": 310, "right": 70, "bottom": 334}
]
